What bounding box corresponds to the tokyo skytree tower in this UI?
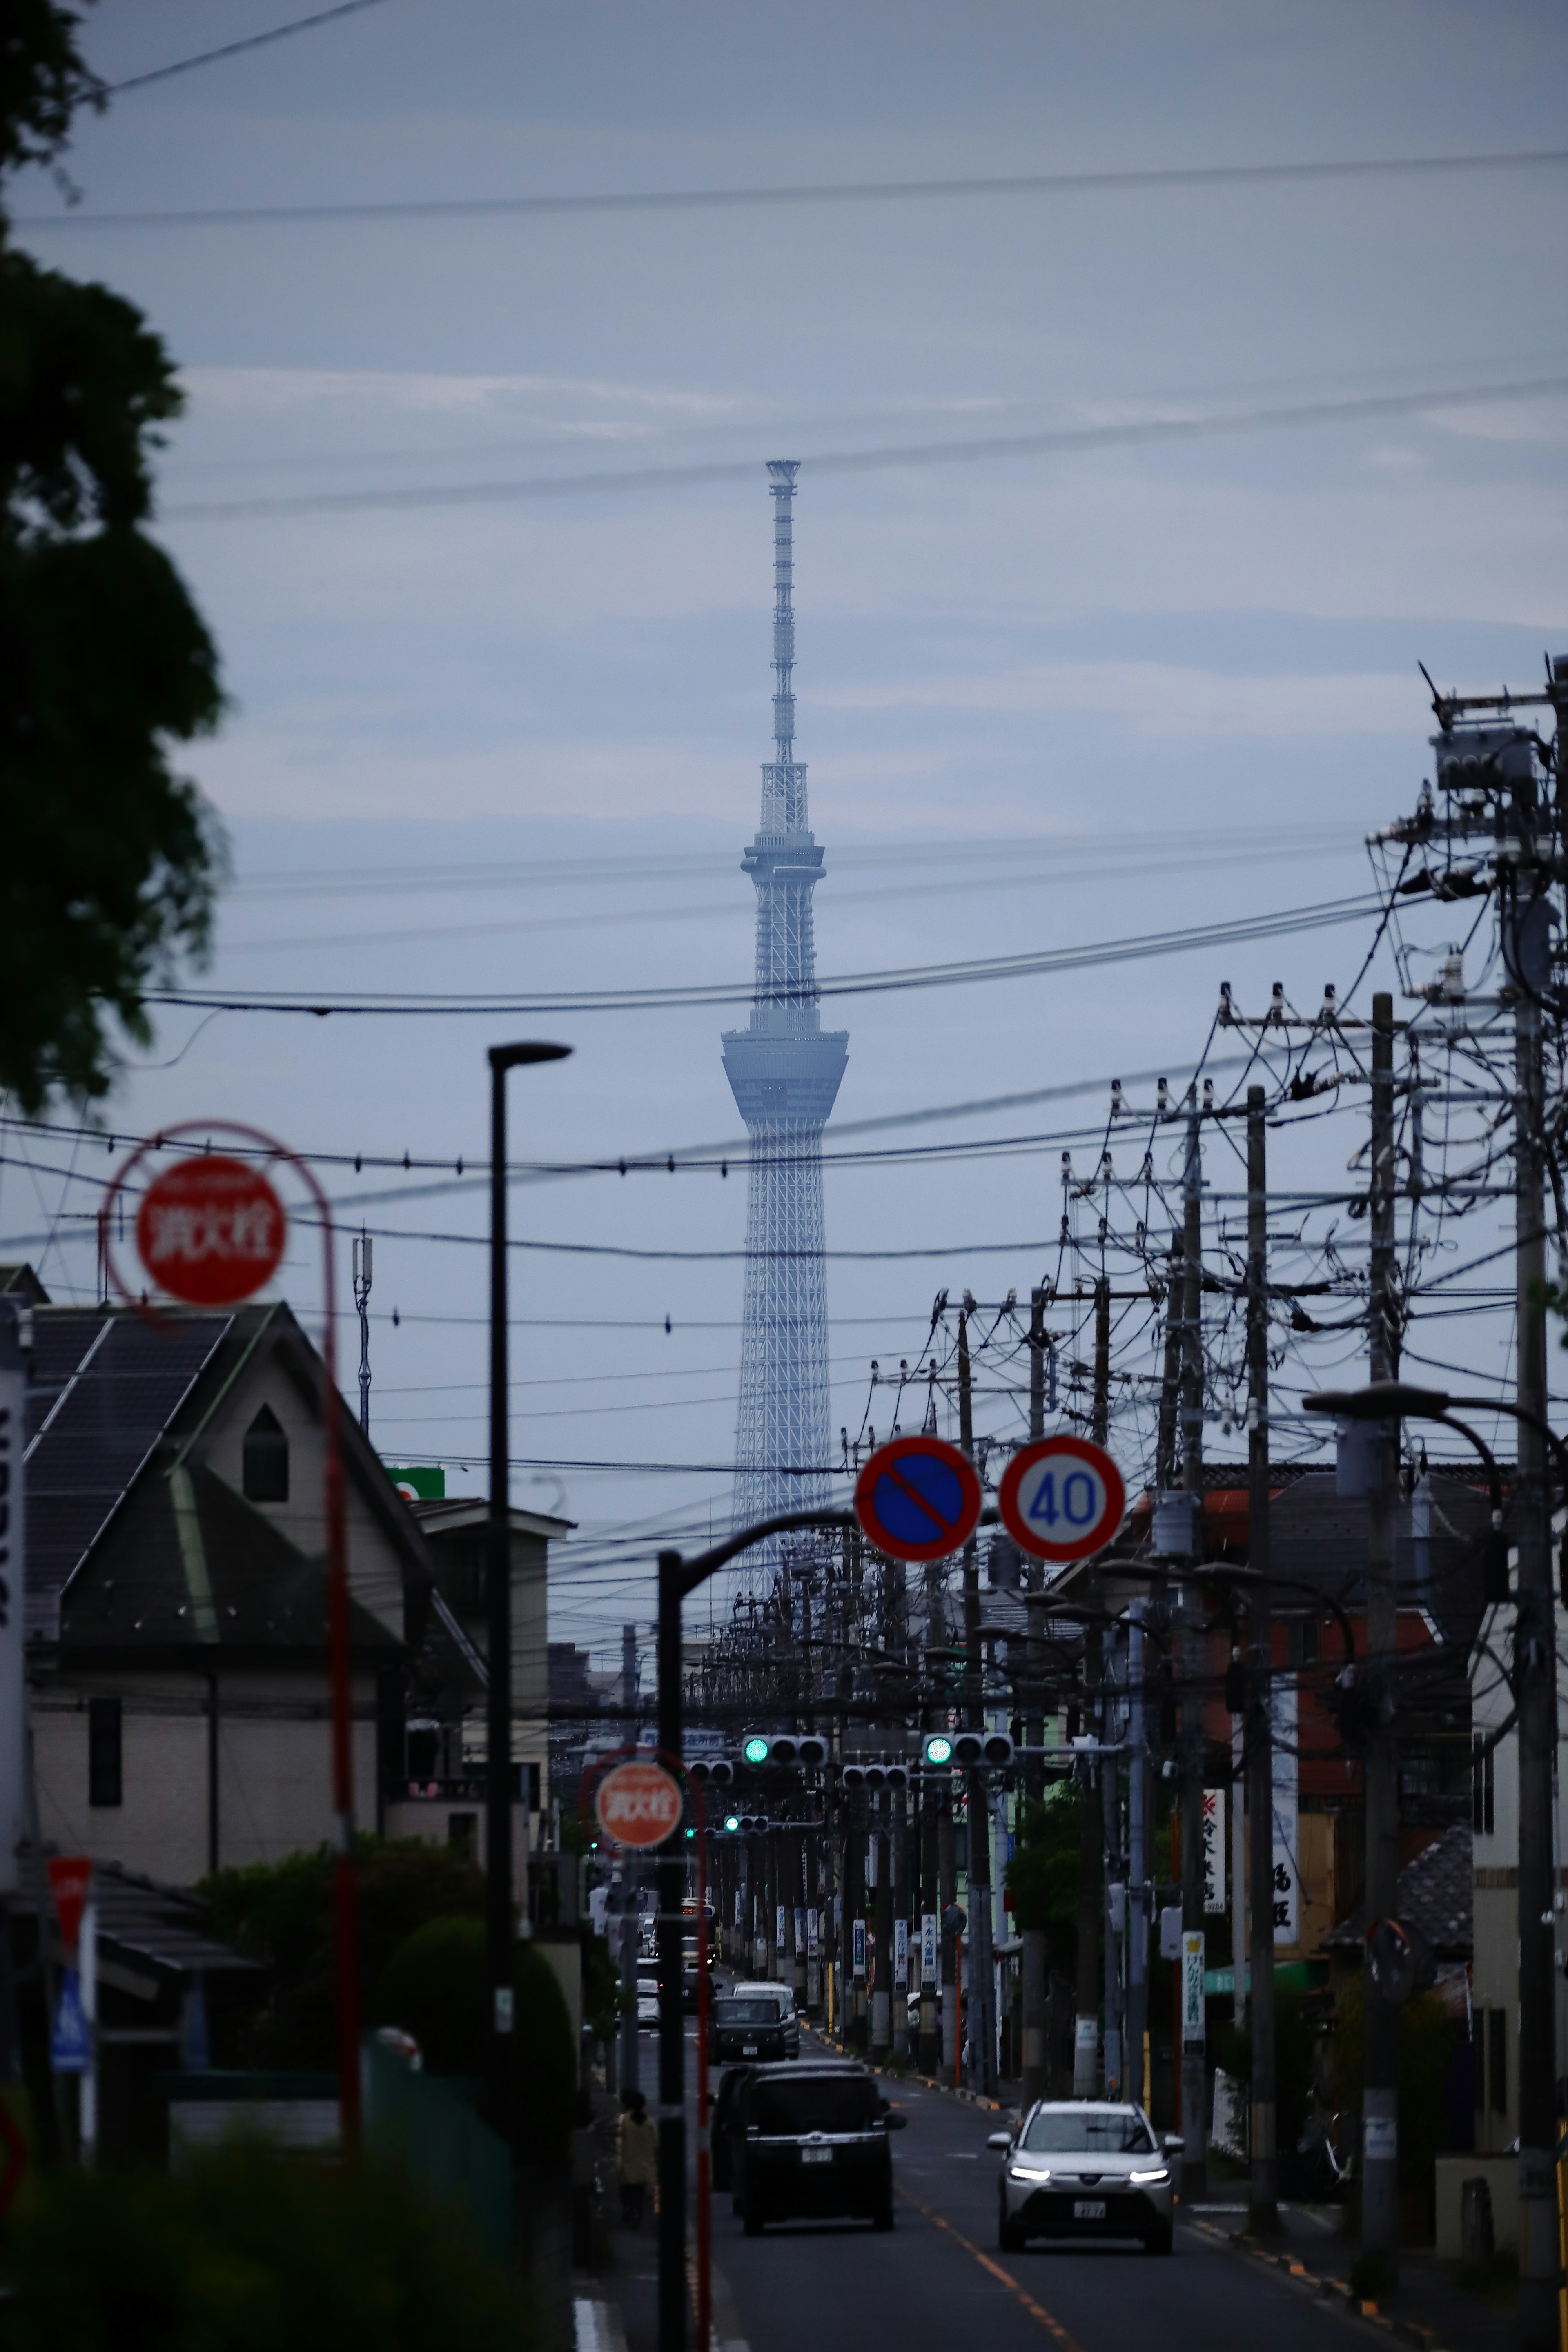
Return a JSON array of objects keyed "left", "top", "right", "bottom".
[{"left": 722, "top": 462, "right": 849, "bottom": 1549}]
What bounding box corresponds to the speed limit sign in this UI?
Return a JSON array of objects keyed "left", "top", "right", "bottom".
[{"left": 999, "top": 1435, "right": 1125, "bottom": 1564}]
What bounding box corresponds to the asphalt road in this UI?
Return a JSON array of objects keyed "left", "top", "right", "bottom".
[{"left": 708, "top": 2053, "right": 1359, "bottom": 2352}]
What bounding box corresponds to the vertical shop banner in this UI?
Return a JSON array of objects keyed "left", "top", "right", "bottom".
[
  {"left": 775, "top": 1904, "right": 786, "bottom": 1953},
  {"left": 1270, "top": 1679, "right": 1300, "bottom": 1944},
  {"left": 921, "top": 1913, "right": 938, "bottom": 1983},
  {"left": 1181, "top": 1931, "right": 1205, "bottom": 2054},
  {"left": 893, "top": 1917, "right": 909, "bottom": 1991},
  {"left": 805, "top": 1907, "right": 820, "bottom": 1957},
  {"left": 1202, "top": 1786, "right": 1227, "bottom": 1913},
  {"left": 852, "top": 1918, "right": 867, "bottom": 1979}
]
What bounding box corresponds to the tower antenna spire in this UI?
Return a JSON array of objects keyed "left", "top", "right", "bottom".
[{"left": 722, "top": 463, "right": 849, "bottom": 1569}]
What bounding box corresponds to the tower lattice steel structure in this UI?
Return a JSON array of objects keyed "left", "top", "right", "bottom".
[{"left": 722, "top": 463, "right": 848, "bottom": 1552}]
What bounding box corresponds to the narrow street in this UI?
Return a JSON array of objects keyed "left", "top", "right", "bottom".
[{"left": 714, "top": 2065, "right": 1357, "bottom": 2352}]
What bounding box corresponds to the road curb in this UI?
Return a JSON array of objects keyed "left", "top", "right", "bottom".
[
  {"left": 803, "top": 2026, "right": 1008, "bottom": 2114},
  {"left": 1190, "top": 2218, "right": 1454, "bottom": 2352}
]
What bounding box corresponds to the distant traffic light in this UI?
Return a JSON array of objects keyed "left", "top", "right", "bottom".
[
  {"left": 923, "top": 1732, "right": 954, "bottom": 1766},
  {"left": 742, "top": 1735, "right": 771, "bottom": 1766}
]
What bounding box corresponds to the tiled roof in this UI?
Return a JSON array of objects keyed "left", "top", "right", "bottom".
[
  {"left": 1327, "top": 1820, "right": 1473, "bottom": 1959},
  {"left": 17, "top": 1852, "right": 261, "bottom": 1988}
]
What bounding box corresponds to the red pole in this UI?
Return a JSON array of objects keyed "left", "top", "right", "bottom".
[{"left": 99, "top": 1122, "right": 361, "bottom": 2158}]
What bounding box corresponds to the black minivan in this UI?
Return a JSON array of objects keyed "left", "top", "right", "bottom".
[{"left": 732, "top": 2062, "right": 906, "bottom": 2234}]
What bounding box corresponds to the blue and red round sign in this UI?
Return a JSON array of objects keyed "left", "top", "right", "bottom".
[
  {"left": 998, "top": 1435, "right": 1125, "bottom": 1564},
  {"left": 854, "top": 1435, "right": 983, "bottom": 1564}
]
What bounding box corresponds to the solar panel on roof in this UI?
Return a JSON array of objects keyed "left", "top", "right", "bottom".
[{"left": 24, "top": 1313, "right": 232, "bottom": 1641}]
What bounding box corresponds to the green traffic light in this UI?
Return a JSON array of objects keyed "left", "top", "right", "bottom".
[
  {"left": 724, "top": 1814, "right": 741, "bottom": 1833},
  {"left": 924, "top": 1733, "right": 954, "bottom": 1766},
  {"left": 742, "top": 1735, "right": 770, "bottom": 1765}
]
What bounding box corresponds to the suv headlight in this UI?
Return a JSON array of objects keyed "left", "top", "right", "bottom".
[
  {"left": 1008, "top": 2164, "right": 1052, "bottom": 2182},
  {"left": 1129, "top": 2167, "right": 1169, "bottom": 2185}
]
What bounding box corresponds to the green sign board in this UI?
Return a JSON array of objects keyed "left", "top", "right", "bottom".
[{"left": 386, "top": 1464, "right": 445, "bottom": 1501}]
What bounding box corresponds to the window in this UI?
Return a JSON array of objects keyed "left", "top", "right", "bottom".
[
  {"left": 88, "top": 1697, "right": 121, "bottom": 1808},
  {"left": 1021, "top": 2107, "right": 1156, "bottom": 2155},
  {"left": 1473, "top": 1733, "right": 1495, "bottom": 1835},
  {"left": 1488, "top": 2009, "right": 1508, "bottom": 2115},
  {"left": 447, "top": 1813, "right": 477, "bottom": 1858},
  {"left": 242, "top": 1405, "right": 288, "bottom": 1502}
]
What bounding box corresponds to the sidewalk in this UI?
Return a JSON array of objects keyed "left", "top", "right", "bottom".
[{"left": 1189, "top": 2196, "right": 1518, "bottom": 2352}]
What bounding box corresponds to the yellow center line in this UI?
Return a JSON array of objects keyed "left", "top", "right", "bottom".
[{"left": 897, "top": 2187, "right": 1085, "bottom": 2352}]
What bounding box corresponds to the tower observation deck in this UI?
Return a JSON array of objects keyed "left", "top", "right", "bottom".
[{"left": 722, "top": 462, "right": 848, "bottom": 1551}]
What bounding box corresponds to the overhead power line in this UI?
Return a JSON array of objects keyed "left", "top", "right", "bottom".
[
  {"left": 145, "top": 889, "right": 1388, "bottom": 1015},
  {"left": 152, "top": 373, "right": 1568, "bottom": 523},
  {"left": 18, "top": 143, "right": 1567, "bottom": 228},
  {"left": 102, "top": 0, "right": 391, "bottom": 94}
]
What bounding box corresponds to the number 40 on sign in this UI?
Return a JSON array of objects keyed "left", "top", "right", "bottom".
[{"left": 998, "top": 1436, "right": 1125, "bottom": 1565}]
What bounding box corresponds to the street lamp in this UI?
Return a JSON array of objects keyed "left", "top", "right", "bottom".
[
  {"left": 1304, "top": 1378, "right": 1568, "bottom": 1597},
  {"left": 486, "top": 1042, "right": 571, "bottom": 2163},
  {"left": 654, "top": 1508, "right": 853, "bottom": 2352}
]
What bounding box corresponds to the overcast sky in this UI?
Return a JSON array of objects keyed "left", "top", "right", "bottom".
[{"left": 8, "top": 0, "right": 1568, "bottom": 1666}]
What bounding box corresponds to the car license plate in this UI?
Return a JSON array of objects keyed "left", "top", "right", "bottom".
[
  {"left": 1073, "top": 2200, "right": 1107, "bottom": 2221},
  {"left": 742, "top": 2043, "right": 758, "bottom": 2056},
  {"left": 801, "top": 2147, "right": 832, "bottom": 2164}
]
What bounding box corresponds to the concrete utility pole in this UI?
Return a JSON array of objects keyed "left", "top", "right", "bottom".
[
  {"left": 1245, "top": 1086, "right": 1278, "bottom": 2232},
  {"left": 1020, "top": 1295, "right": 1048, "bottom": 2107},
  {"left": 938, "top": 1800, "right": 958, "bottom": 2083},
  {"left": 620, "top": 1622, "right": 641, "bottom": 2098},
  {"left": 919, "top": 1776, "right": 940, "bottom": 2073},
  {"left": 1361, "top": 993, "right": 1401, "bottom": 2275},
  {"left": 1178, "top": 1098, "right": 1206, "bottom": 2202},
  {"left": 872, "top": 1802, "right": 893, "bottom": 2058},
  {"left": 892, "top": 1782, "right": 911, "bottom": 2061},
  {"left": 957, "top": 1307, "right": 995, "bottom": 2094},
  {"left": 1074, "top": 1624, "right": 1104, "bottom": 2096},
  {"left": 352, "top": 1230, "right": 372, "bottom": 1435},
  {"left": 1508, "top": 833, "right": 1558, "bottom": 2349}
]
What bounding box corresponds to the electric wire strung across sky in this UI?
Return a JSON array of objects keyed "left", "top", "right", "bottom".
[{"left": 722, "top": 464, "right": 848, "bottom": 1562}]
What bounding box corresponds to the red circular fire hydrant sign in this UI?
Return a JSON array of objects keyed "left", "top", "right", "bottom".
[
  {"left": 594, "top": 1759, "right": 684, "bottom": 1850},
  {"left": 136, "top": 1156, "right": 287, "bottom": 1306}
]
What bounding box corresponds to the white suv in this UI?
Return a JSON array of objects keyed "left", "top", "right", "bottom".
[{"left": 730, "top": 1981, "right": 800, "bottom": 2058}]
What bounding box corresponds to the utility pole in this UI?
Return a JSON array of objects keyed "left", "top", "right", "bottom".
[
  {"left": 1073, "top": 1626, "right": 1103, "bottom": 2096},
  {"left": 919, "top": 1768, "right": 940, "bottom": 2074},
  {"left": 1178, "top": 1098, "right": 1206, "bottom": 2202},
  {"left": 958, "top": 1308, "right": 994, "bottom": 2095},
  {"left": 938, "top": 1797, "right": 957, "bottom": 2084},
  {"left": 872, "top": 1800, "right": 893, "bottom": 2058},
  {"left": 1020, "top": 1290, "right": 1049, "bottom": 2107},
  {"left": 620, "top": 1622, "right": 641, "bottom": 2099},
  {"left": 1245, "top": 1085, "right": 1278, "bottom": 2232},
  {"left": 1156, "top": 1235, "right": 1184, "bottom": 1489},
  {"left": 1509, "top": 832, "right": 1558, "bottom": 2348},
  {"left": 1361, "top": 993, "right": 1400, "bottom": 2277},
  {"left": 1091, "top": 1276, "right": 1111, "bottom": 1447},
  {"left": 352, "top": 1231, "right": 372, "bottom": 1436}
]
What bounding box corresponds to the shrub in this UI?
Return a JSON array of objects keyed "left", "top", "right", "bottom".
[
  {"left": 0, "top": 2140, "right": 527, "bottom": 2352},
  {"left": 200, "top": 1839, "right": 486, "bottom": 2068},
  {"left": 370, "top": 1916, "right": 577, "bottom": 2154}
]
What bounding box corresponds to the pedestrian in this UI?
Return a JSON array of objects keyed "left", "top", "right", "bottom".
[{"left": 617, "top": 2088, "right": 658, "bottom": 2228}]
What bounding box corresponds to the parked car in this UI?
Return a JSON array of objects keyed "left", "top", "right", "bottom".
[
  {"left": 728, "top": 1981, "right": 799, "bottom": 2057},
  {"left": 733, "top": 2062, "right": 906, "bottom": 2234},
  {"left": 636, "top": 1976, "right": 660, "bottom": 2027},
  {"left": 989, "top": 2101, "right": 1176, "bottom": 2256},
  {"left": 710, "top": 1992, "right": 794, "bottom": 2065}
]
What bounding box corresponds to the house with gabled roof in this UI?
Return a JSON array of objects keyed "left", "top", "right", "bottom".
[{"left": 14, "top": 1276, "right": 555, "bottom": 1887}]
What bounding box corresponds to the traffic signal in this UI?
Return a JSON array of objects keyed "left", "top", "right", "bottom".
[
  {"left": 797, "top": 1734, "right": 830, "bottom": 1768},
  {"left": 723, "top": 1812, "right": 742, "bottom": 1833},
  {"left": 923, "top": 1732, "right": 955, "bottom": 1766},
  {"left": 741, "top": 1734, "right": 771, "bottom": 1767},
  {"left": 950, "top": 1730, "right": 1015, "bottom": 1768},
  {"left": 689, "top": 1757, "right": 736, "bottom": 1786}
]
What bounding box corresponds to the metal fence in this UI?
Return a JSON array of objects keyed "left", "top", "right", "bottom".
[{"left": 363, "top": 2042, "right": 512, "bottom": 2270}]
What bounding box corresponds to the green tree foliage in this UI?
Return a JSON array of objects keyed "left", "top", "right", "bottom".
[
  {"left": 1004, "top": 1784, "right": 1084, "bottom": 1967},
  {"left": 370, "top": 1915, "right": 577, "bottom": 2151},
  {"left": 1334, "top": 1973, "right": 1459, "bottom": 2190},
  {"left": 200, "top": 1839, "right": 486, "bottom": 2068},
  {"left": 1, "top": 1, "right": 224, "bottom": 1112},
  {"left": 0, "top": 2139, "right": 527, "bottom": 2352}
]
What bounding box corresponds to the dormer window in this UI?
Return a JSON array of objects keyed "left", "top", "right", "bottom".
[{"left": 243, "top": 1405, "right": 289, "bottom": 1502}]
